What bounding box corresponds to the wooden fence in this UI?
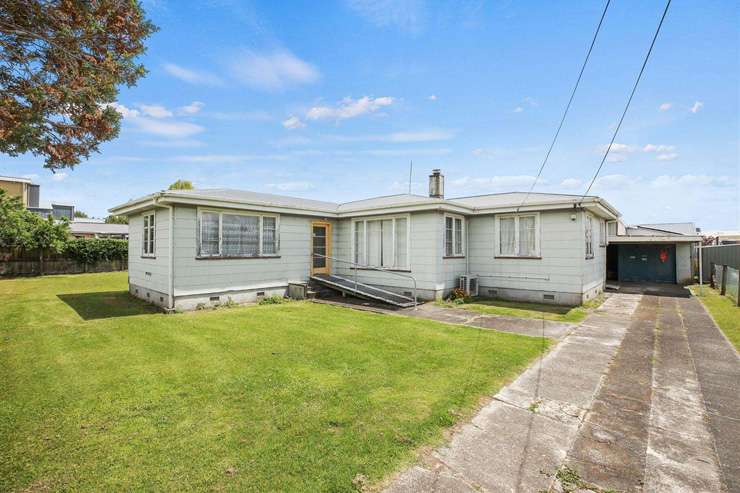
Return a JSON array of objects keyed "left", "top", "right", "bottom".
[{"left": 0, "top": 249, "right": 127, "bottom": 277}]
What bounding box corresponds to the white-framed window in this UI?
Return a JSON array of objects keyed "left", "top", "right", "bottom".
[
  {"left": 599, "top": 219, "right": 607, "bottom": 247},
  {"left": 197, "top": 209, "right": 279, "bottom": 258},
  {"left": 142, "top": 212, "right": 156, "bottom": 257},
  {"left": 444, "top": 214, "right": 465, "bottom": 257},
  {"left": 585, "top": 215, "right": 594, "bottom": 258},
  {"left": 351, "top": 215, "right": 409, "bottom": 269},
  {"left": 494, "top": 213, "right": 540, "bottom": 257}
]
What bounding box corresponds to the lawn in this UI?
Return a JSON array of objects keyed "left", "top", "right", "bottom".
[
  {"left": 689, "top": 285, "right": 740, "bottom": 351},
  {"left": 0, "top": 272, "right": 547, "bottom": 492},
  {"left": 436, "top": 295, "right": 604, "bottom": 324}
]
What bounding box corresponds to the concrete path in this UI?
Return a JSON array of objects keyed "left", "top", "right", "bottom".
[{"left": 383, "top": 293, "right": 740, "bottom": 493}]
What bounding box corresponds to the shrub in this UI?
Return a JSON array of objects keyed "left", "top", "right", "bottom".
[
  {"left": 259, "top": 295, "right": 288, "bottom": 305},
  {"left": 64, "top": 238, "right": 128, "bottom": 264}
]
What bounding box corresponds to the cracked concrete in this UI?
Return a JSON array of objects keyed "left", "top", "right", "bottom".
[{"left": 383, "top": 292, "right": 739, "bottom": 493}]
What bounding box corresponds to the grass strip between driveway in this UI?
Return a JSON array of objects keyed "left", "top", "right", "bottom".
[
  {"left": 436, "top": 295, "right": 604, "bottom": 324},
  {"left": 689, "top": 284, "right": 740, "bottom": 351},
  {"left": 1, "top": 272, "right": 547, "bottom": 492}
]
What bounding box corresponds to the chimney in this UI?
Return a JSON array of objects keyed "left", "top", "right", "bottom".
[{"left": 428, "top": 169, "right": 444, "bottom": 198}]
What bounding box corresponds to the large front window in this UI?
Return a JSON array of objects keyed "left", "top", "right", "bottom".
[
  {"left": 352, "top": 216, "right": 409, "bottom": 269},
  {"left": 444, "top": 215, "right": 464, "bottom": 257},
  {"left": 198, "top": 210, "right": 279, "bottom": 257},
  {"left": 496, "top": 213, "right": 540, "bottom": 257}
]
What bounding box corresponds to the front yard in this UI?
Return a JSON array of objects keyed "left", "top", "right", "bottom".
[
  {"left": 436, "top": 295, "right": 605, "bottom": 324},
  {"left": 0, "top": 272, "right": 546, "bottom": 492},
  {"left": 689, "top": 285, "right": 740, "bottom": 351}
]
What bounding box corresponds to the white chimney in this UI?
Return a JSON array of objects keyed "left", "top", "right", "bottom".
[{"left": 428, "top": 169, "right": 444, "bottom": 198}]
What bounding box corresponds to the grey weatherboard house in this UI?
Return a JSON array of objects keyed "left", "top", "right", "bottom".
[{"left": 110, "top": 170, "right": 628, "bottom": 311}]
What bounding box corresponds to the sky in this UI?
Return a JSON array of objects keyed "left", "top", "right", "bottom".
[{"left": 1, "top": 0, "right": 738, "bottom": 230}]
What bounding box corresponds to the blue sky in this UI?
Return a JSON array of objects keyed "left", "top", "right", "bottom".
[{"left": 2, "top": 0, "right": 738, "bottom": 229}]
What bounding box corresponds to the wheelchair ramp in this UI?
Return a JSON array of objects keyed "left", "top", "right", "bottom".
[{"left": 310, "top": 274, "right": 416, "bottom": 308}]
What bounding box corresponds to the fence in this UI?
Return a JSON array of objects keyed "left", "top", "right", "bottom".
[
  {"left": 0, "top": 248, "right": 127, "bottom": 277},
  {"left": 700, "top": 244, "right": 740, "bottom": 306}
]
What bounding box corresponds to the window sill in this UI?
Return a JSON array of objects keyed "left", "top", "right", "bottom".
[
  {"left": 494, "top": 255, "right": 542, "bottom": 260},
  {"left": 353, "top": 266, "right": 412, "bottom": 273},
  {"left": 585, "top": 255, "right": 595, "bottom": 260},
  {"left": 141, "top": 255, "right": 156, "bottom": 259},
  {"left": 196, "top": 255, "right": 281, "bottom": 260},
  {"left": 443, "top": 255, "right": 466, "bottom": 259}
]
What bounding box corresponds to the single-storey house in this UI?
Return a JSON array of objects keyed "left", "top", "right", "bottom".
[
  {"left": 607, "top": 221, "right": 702, "bottom": 284},
  {"left": 110, "top": 170, "right": 625, "bottom": 311},
  {"left": 69, "top": 219, "right": 129, "bottom": 240}
]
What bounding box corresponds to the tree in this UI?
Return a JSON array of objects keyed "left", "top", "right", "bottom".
[
  {"left": 104, "top": 214, "right": 128, "bottom": 224},
  {"left": 168, "top": 179, "right": 194, "bottom": 190},
  {"left": 0, "top": 1, "right": 156, "bottom": 170},
  {"left": 74, "top": 210, "right": 89, "bottom": 218},
  {"left": 0, "top": 189, "right": 68, "bottom": 251}
]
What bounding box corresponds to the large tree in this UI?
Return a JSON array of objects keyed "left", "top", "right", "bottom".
[
  {"left": 168, "top": 179, "right": 194, "bottom": 190},
  {"left": 0, "top": 0, "right": 156, "bottom": 170}
]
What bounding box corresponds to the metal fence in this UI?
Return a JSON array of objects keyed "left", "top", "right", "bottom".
[{"left": 701, "top": 244, "right": 740, "bottom": 305}]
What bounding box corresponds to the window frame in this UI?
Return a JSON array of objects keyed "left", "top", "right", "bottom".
[
  {"left": 585, "top": 214, "right": 594, "bottom": 259},
  {"left": 350, "top": 213, "right": 411, "bottom": 271},
  {"left": 599, "top": 219, "right": 607, "bottom": 247},
  {"left": 141, "top": 211, "right": 156, "bottom": 258},
  {"left": 196, "top": 208, "right": 280, "bottom": 259},
  {"left": 494, "top": 212, "right": 541, "bottom": 258},
  {"left": 443, "top": 213, "right": 465, "bottom": 258}
]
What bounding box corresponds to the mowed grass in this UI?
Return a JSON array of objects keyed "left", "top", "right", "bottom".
[
  {"left": 0, "top": 272, "right": 547, "bottom": 492},
  {"left": 437, "top": 295, "right": 604, "bottom": 324},
  {"left": 689, "top": 285, "right": 740, "bottom": 351}
]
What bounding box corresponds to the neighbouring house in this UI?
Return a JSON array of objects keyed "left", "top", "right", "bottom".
[
  {"left": 69, "top": 219, "right": 129, "bottom": 240},
  {"left": 703, "top": 230, "right": 740, "bottom": 246},
  {"left": 110, "top": 169, "right": 622, "bottom": 311},
  {"left": 607, "top": 221, "right": 702, "bottom": 284},
  {"left": 0, "top": 175, "right": 76, "bottom": 219}
]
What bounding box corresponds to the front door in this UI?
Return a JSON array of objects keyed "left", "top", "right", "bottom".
[{"left": 311, "top": 222, "right": 331, "bottom": 274}]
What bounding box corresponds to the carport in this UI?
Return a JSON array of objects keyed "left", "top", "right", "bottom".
[{"left": 607, "top": 224, "right": 702, "bottom": 285}]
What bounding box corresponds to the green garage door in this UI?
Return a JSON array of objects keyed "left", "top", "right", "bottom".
[{"left": 618, "top": 244, "right": 676, "bottom": 283}]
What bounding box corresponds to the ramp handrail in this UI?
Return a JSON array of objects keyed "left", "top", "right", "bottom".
[{"left": 312, "top": 253, "right": 418, "bottom": 308}]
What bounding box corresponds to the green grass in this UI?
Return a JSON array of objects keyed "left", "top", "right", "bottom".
[
  {"left": 689, "top": 285, "right": 740, "bottom": 351},
  {"left": 0, "top": 272, "right": 547, "bottom": 492},
  {"left": 437, "top": 295, "right": 604, "bottom": 324}
]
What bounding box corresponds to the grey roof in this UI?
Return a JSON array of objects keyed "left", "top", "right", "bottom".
[
  {"left": 69, "top": 222, "right": 129, "bottom": 235},
  {"left": 336, "top": 194, "right": 442, "bottom": 212},
  {"left": 165, "top": 188, "right": 340, "bottom": 212},
  {"left": 449, "top": 192, "right": 594, "bottom": 209},
  {"left": 636, "top": 223, "right": 697, "bottom": 236}
]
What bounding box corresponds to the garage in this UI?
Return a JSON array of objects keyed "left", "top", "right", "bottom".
[{"left": 611, "top": 244, "right": 676, "bottom": 283}]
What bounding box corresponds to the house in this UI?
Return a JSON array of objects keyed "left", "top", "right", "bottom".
[
  {"left": 110, "top": 169, "right": 621, "bottom": 311},
  {"left": 607, "top": 221, "right": 702, "bottom": 284},
  {"left": 29, "top": 202, "right": 76, "bottom": 220},
  {"left": 0, "top": 175, "right": 76, "bottom": 219},
  {"left": 69, "top": 219, "right": 129, "bottom": 240}
]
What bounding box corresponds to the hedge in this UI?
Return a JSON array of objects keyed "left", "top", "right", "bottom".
[{"left": 63, "top": 238, "right": 128, "bottom": 264}]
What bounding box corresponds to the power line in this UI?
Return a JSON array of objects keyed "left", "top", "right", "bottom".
[
  {"left": 517, "top": 0, "right": 612, "bottom": 211},
  {"left": 580, "top": 0, "right": 671, "bottom": 203}
]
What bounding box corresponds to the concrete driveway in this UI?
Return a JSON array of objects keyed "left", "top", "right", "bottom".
[{"left": 384, "top": 293, "right": 739, "bottom": 492}]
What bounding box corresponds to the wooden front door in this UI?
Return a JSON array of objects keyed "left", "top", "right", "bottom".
[{"left": 311, "top": 222, "right": 331, "bottom": 274}]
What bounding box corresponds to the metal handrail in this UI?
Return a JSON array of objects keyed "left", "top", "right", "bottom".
[{"left": 312, "top": 253, "right": 418, "bottom": 308}]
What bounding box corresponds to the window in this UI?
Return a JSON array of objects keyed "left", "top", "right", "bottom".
[
  {"left": 599, "top": 219, "right": 607, "bottom": 247},
  {"left": 444, "top": 215, "right": 464, "bottom": 256},
  {"left": 495, "top": 213, "right": 540, "bottom": 257},
  {"left": 585, "top": 216, "right": 594, "bottom": 258},
  {"left": 198, "top": 210, "right": 279, "bottom": 257},
  {"left": 142, "top": 212, "right": 155, "bottom": 257},
  {"left": 352, "top": 216, "right": 409, "bottom": 269}
]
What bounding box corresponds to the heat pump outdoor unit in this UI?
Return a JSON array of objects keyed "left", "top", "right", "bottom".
[{"left": 458, "top": 275, "right": 479, "bottom": 297}]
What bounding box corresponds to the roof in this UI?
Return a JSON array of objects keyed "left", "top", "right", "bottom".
[
  {"left": 609, "top": 222, "right": 702, "bottom": 244},
  {"left": 110, "top": 188, "right": 620, "bottom": 219},
  {"left": 636, "top": 222, "right": 697, "bottom": 236},
  {"left": 0, "top": 175, "right": 33, "bottom": 184},
  {"left": 69, "top": 222, "right": 129, "bottom": 235}
]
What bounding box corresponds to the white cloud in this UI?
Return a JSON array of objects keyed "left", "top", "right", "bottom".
[
  {"left": 606, "top": 143, "right": 637, "bottom": 153},
  {"left": 52, "top": 172, "right": 68, "bottom": 182},
  {"left": 593, "top": 174, "right": 639, "bottom": 190},
  {"left": 690, "top": 101, "right": 704, "bottom": 113},
  {"left": 606, "top": 153, "right": 627, "bottom": 163},
  {"left": 306, "top": 96, "right": 394, "bottom": 121},
  {"left": 560, "top": 178, "right": 583, "bottom": 189},
  {"left": 659, "top": 102, "right": 672, "bottom": 111},
  {"left": 428, "top": 95, "right": 438, "bottom": 101},
  {"left": 178, "top": 101, "right": 205, "bottom": 115},
  {"left": 330, "top": 129, "right": 454, "bottom": 143},
  {"left": 231, "top": 50, "right": 319, "bottom": 91},
  {"left": 138, "top": 104, "right": 173, "bottom": 119},
  {"left": 655, "top": 153, "right": 679, "bottom": 161},
  {"left": 282, "top": 115, "right": 306, "bottom": 129},
  {"left": 643, "top": 144, "right": 675, "bottom": 153},
  {"left": 170, "top": 154, "right": 288, "bottom": 164},
  {"left": 513, "top": 106, "right": 524, "bottom": 113},
  {"left": 139, "top": 139, "right": 205, "bottom": 148},
  {"left": 451, "top": 175, "right": 539, "bottom": 190},
  {"left": 344, "top": 0, "right": 425, "bottom": 32},
  {"left": 513, "top": 97, "right": 537, "bottom": 113},
  {"left": 105, "top": 102, "right": 139, "bottom": 118},
  {"left": 133, "top": 118, "right": 204, "bottom": 138},
  {"left": 651, "top": 174, "right": 731, "bottom": 188},
  {"left": 163, "top": 63, "right": 223, "bottom": 86},
  {"left": 267, "top": 181, "right": 314, "bottom": 192}
]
